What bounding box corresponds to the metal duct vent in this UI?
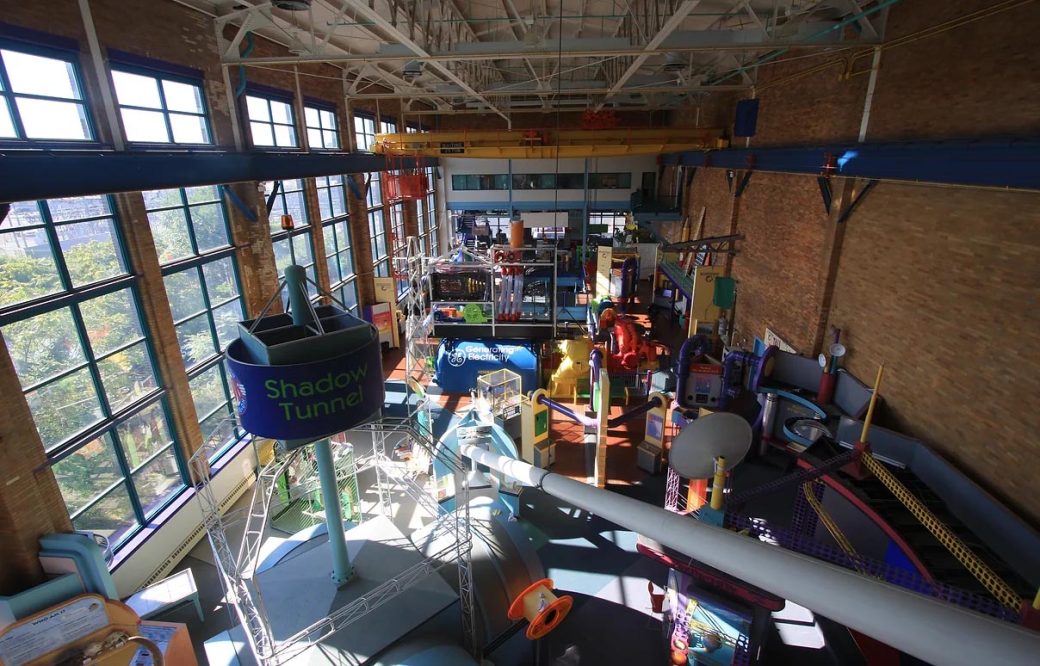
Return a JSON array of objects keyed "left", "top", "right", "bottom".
[
  {"left": 663, "top": 53, "right": 686, "bottom": 73},
  {"left": 273, "top": 0, "right": 311, "bottom": 10},
  {"left": 402, "top": 60, "right": 424, "bottom": 83}
]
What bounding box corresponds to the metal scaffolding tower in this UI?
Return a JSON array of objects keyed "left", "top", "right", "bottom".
[{"left": 192, "top": 415, "right": 477, "bottom": 664}]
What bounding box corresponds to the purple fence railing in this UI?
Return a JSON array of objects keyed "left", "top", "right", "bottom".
[{"left": 723, "top": 513, "right": 1021, "bottom": 624}]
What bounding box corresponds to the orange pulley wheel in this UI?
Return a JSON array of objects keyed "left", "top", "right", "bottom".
[{"left": 507, "top": 578, "right": 573, "bottom": 640}]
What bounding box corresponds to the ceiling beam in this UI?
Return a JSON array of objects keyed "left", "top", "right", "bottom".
[
  {"left": 216, "top": 0, "right": 448, "bottom": 105},
  {"left": 338, "top": 0, "right": 510, "bottom": 123},
  {"left": 351, "top": 82, "right": 749, "bottom": 99},
  {"left": 843, "top": 0, "right": 880, "bottom": 39},
  {"left": 224, "top": 34, "right": 872, "bottom": 66},
  {"left": 596, "top": 0, "right": 702, "bottom": 110}
]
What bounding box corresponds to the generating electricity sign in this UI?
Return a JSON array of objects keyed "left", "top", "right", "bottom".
[{"left": 225, "top": 336, "right": 384, "bottom": 442}]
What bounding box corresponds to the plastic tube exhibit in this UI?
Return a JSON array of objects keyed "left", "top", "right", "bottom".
[{"left": 457, "top": 444, "right": 1040, "bottom": 666}]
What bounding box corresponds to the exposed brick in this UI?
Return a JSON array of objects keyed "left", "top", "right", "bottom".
[
  {"left": 867, "top": 0, "right": 1040, "bottom": 140},
  {"left": 0, "top": 339, "right": 73, "bottom": 594},
  {"left": 826, "top": 183, "right": 1040, "bottom": 524}
]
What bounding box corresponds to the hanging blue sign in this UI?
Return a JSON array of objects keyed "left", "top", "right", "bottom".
[{"left": 225, "top": 336, "right": 384, "bottom": 442}]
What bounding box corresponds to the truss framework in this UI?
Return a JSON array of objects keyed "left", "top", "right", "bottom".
[
  {"left": 192, "top": 414, "right": 477, "bottom": 664},
  {"left": 203, "top": 0, "right": 889, "bottom": 115}
]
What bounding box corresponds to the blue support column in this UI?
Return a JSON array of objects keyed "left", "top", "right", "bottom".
[
  {"left": 313, "top": 436, "right": 354, "bottom": 586},
  {"left": 284, "top": 264, "right": 354, "bottom": 586}
]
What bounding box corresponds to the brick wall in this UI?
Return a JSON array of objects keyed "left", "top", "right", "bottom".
[
  {"left": 727, "top": 173, "right": 829, "bottom": 352},
  {"left": 867, "top": 0, "right": 1040, "bottom": 141},
  {"left": 664, "top": 0, "right": 1040, "bottom": 525},
  {"left": 687, "top": 168, "right": 736, "bottom": 239},
  {"left": 826, "top": 183, "right": 1040, "bottom": 523}
]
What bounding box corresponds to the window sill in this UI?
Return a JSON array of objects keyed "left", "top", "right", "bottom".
[{"left": 109, "top": 435, "right": 253, "bottom": 572}]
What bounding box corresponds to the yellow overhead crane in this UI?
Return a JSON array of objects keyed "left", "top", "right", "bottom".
[{"left": 371, "top": 128, "right": 727, "bottom": 159}]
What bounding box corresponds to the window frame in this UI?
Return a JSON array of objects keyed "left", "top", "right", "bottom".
[
  {"left": 0, "top": 38, "right": 98, "bottom": 147},
  {"left": 109, "top": 57, "right": 213, "bottom": 148},
  {"left": 303, "top": 100, "right": 340, "bottom": 151},
  {"left": 266, "top": 179, "right": 319, "bottom": 299},
  {"left": 144, "top": 185, "right": 246, "bottom": 458},
  {"left": 244, "top": 86, "right": 299, "bottom": 150},
  {"left": 353, "top": 112, "right": 377, "bottom": 152},
  {"left": 321, "top": 213, "right": 360, "bottom": 316},
  {"left": 0, "top": 195, "right": 188, "bottom": 549}
]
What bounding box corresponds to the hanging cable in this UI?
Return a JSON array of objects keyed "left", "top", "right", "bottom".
[{"left": 552, "top": 2, "right": 565, "bottom": 239}]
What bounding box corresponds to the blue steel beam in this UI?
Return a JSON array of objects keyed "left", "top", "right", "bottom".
[
  {"left": 659, "top": 139, "right": 1040, "bottom": 191},
  {"left": 0, "top": 151, "right": 439, "bottom": 203}
]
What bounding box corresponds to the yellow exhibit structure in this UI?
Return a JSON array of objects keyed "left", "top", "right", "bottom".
[
  {"left": 371, "top": 128, "right": 727, "bottom": 159},
  {"left": 549, "top": 338, "right": 594, "bottom": 400}
]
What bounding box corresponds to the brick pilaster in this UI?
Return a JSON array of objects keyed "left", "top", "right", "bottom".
[
  {"left": 223, "top": 182, "right": 280, "bottom": 318},
  {"left": 0, "top": 338, "right": 74, "bottom": 594},
  {"left": 112, "top": 193, "right": 204, "bottom": 465}
]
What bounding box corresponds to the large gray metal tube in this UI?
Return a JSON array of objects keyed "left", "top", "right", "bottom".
[{"left": 459, "top": 444, "right": 1040, "bottom": 666}]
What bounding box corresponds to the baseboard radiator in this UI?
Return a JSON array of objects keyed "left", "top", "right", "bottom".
[{"left": 140, "top": 473, "right": 255, "bottom": 587}]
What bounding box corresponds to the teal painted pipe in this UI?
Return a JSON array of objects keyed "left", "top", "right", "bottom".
[
  {"left": 314, "top": 437, "right": 354, "bottom": 585},
  {"left": 285, "top": 265, "right": 353, "bottom": 585}
]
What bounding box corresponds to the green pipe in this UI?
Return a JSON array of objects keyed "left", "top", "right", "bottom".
[
  {"left": 709, "top": 0, "right": 901, "bottom": 86},
  {"left": 314, "top": 437, "right": 354, "bottom": 586},
  {"left": 285, "top": 265, "right": 354, "bottom": 586}
]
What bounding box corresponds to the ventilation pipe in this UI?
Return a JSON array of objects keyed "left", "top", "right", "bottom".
[{"left": 457, "top": 444, "right": 1040, "bottom": 666}]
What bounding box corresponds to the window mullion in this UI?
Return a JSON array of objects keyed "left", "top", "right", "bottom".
[
  {"left": 153, "top": 80, "right": 175, "bottom": 143},
  {"left": 0, "top": 57, "right": 27, "bottom": 140},
  {"left": 180, "top": 188, "right": 201, "bottom": 256},
  {"left": 39, "top": 202, "right": 76, "bottom": 293},
  {"left": 108, "top": 426, "right": 147, "bottom": 524},
  {"left": 194, "top": 264, "right": 221, "bottom": 360}
]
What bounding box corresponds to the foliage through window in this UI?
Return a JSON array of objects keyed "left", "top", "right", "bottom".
[
  {"left": 315, "top": 175, "right": 347, "bottom": 221},
  {"left": 323, "top": 219, "right": 359, "bottom": 314},
  {"left": 144, "top": 187, "right": 244, "bottom": 449},
  {"left": 0, "top": 45, "right": 93, "bottom": 142},
  {"left": 266, "top": 180, "right": 318, "bottom": 300},
  {"left": 316, "top": 175, "right": 359, "bottom": 313},
  {"left": 112, "top": 68, "right": 211, "bottom": 145},
  {"left": 0, "top": 195, "right": 185, "bottom": 547},
  {"left": 246, "top": 94, "right": 297, "bottom": 148}
]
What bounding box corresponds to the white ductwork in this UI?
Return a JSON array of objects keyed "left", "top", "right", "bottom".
[{"left": 458, "top": 443, "right": 1040, "bottom": 666}]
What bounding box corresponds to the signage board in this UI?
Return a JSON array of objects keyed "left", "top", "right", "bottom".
[{"left": 226, "top": 335, "right": 384, "bottom": 442}]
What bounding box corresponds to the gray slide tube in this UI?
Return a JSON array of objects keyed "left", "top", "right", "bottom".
[{"left": 458, "top": 444, "right": 1040, "bottom": 666}]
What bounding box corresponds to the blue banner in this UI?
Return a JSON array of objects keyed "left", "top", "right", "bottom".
[
  {"left": 435, "top": 339, "right": 538, "bottom": 394},
  {"left": 225, "top": 336, "right": 384, "bottom": 442}
]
